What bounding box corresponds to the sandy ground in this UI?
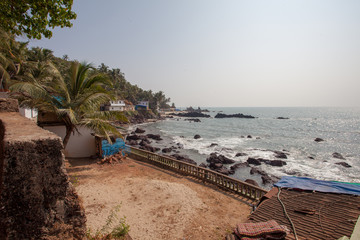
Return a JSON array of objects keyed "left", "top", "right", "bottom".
[{"left": 66, "top": 157, "right": 252, "bottom": 240}]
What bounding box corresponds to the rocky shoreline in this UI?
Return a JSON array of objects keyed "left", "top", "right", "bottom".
[
  {"left": 121, "top": 110, "right": 354, "bottom": 189},
  {"left": 125, "top": 126, "right": 289, "bottom": 187}
]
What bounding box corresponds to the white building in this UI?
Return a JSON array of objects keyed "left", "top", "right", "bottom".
[
  {"left": 103, "top": 100, "right": 126, "bottom": 111},
  {"left": 38, "top": 112, "right": 96, "bottom": 158},
  {"left": 19, "top": 107, "right": 38, "bottom": 119},
  {"left": 45, "top": 125, "right": 96, "bottom": 158}
]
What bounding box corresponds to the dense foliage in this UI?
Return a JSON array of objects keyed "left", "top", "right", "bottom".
[
  {"left": 0, "top": 0, "right": 76, "bottom": 39},
  {"left": 0, "top": 28, "right": 173, "bottom": 146},
  {"left": 97, "top": 63, "right": 172, "bottom": 112}
]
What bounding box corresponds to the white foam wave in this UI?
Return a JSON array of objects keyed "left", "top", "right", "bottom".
[{"left": 172, "top": 136, "right": 247, "bottom": 159}]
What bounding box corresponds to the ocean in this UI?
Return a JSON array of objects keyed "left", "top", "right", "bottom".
[{"left": 129, "top": 107, "right": 360, "bottom": 189}]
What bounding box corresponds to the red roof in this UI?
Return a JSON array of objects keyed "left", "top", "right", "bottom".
[{"left": 249, "top": 188, "right": 360, "bottom": 239}]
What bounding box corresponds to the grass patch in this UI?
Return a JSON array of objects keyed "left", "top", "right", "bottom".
[{"left": 86, "top": 204, "right": 130, "bottom": 240}]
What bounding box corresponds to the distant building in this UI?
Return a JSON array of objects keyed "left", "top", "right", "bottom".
[
  {"left": 135, "top": 101, "right": 149, "bottom": 110},
  {"left": 104, "top": 100, "right": 126, "bottom": 111},
  {"left": 124, "top": 100, "right": 135, "bottom": 111}
]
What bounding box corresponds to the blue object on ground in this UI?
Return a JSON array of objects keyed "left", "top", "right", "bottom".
[
  {"left": 274, "top": 176, "right": 360, "bottom": 196},
  {"left": 101, "top": 138, "right": 130, "bottom": 157}
]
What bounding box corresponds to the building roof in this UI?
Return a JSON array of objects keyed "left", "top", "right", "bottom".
[{"left": 249, "top": 187, "right": 360, "bottom": 239}]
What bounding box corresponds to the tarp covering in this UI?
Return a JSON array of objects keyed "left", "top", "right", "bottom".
[{"left": 274, "top": 176, "right": 360, "bottom": 196}]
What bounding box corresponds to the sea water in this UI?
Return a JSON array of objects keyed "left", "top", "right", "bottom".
[{"left": 131, "top": 107, "right": 360, "bottom": 188}]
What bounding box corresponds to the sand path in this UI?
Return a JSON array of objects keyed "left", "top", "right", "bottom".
[{"left": 66, "top": 158, "right": 251, "bottom": 240}]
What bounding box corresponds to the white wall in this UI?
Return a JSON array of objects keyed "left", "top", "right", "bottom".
[
  {"left": 19, "top": 108, "right": 38, "bottom": 119},
  {"left": 44, "top": 125, "right": 96, "bottom": 158}
]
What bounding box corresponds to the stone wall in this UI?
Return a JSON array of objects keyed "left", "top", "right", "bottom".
[{"left": 0, "top": 98, "right": 86, "bottom": 239}]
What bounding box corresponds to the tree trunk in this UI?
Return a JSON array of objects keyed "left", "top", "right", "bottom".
[{"left": 63, "top": 125, "right": 74, "bottom": 149}]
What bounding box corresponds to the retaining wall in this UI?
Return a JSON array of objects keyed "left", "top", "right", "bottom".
[{"left": 0, "top": 98, "right": 86, "bottom": 239}]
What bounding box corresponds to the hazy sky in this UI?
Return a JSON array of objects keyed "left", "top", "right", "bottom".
[{"left": 28, "top": 0, "right": 360, "bottom": 107}]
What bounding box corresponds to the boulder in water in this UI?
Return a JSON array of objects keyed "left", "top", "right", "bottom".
[
  {"left": 335, "top": 162, "right": 352, "bottom": 168},
  {"left": 332, "top": 152, "right": 345, "bottom": 160},
  {"left": 135, "top": 127, "right": 146, "bottom": 133},
  {"left": 245, "top": 179, "right": 260, "bottom": 187}
]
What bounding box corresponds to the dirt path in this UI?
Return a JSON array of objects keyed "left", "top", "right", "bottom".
[{"left": 66, "top": 158, "right": 252, "bottom": 240}]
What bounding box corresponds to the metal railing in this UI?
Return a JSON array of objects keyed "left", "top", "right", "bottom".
[{"left": 128, "top": 146, "right": 268, "bottom": 201}]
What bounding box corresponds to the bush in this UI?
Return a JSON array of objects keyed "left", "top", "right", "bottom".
[{"left": 86, "top": 204, "right": 130, "bottom": 240}]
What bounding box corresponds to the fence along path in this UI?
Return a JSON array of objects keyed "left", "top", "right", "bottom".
[{"left": 128, "top": 146, "right": 268, "bottom": 201}]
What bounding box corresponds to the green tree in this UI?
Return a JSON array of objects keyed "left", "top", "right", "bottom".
[
  {"left": 0, "top": 0, "right": 77, "bottom": 39},
  {"left": 0, "top": 29, "right": 28, "bottom": 90},
  {"left": 11, "top": 61, "right": 127, "bottom": 148}
]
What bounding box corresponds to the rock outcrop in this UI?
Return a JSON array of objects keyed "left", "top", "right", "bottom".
[
  {"left": 332, "top": 152, "right": 345, "bottom": 160},
  {"left": 335, "top": 162, "right": 352, "bottom": 168},
  {"left": 194, "top": 134, "right": 201, "bottom": 139},
  {"left": 214, "top": 113, "right": 256, "bottom": 119},
  {"left": 172, "top": 112, "right": 210, "bottom": 118},
  {"left": 134, "top": 127, "right": 146, "bottom": 133},
  {"left": 0, "top": 99, "right": 86, "bottom": 240},
  {"left": 146, "top": 134, "right": 163, "bottom": 141},
  {"left": 169, "top": 154, "right": 197, "bottom": 165},
  {"left": 314, "top": 138, "right": 325, "bottom": 142}
]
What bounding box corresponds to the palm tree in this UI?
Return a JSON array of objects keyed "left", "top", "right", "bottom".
[
  {"left": 0, "top": 28, "right": 28, "bottom": 91},
  {"left": 11, "top": 61, "right": 127, "bottom": 148}
]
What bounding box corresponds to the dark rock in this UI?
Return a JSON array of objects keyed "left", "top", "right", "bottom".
[
  {"left": 314, "top": 138, "right": 325, "bottom": 142},
  {"left": 335, "top": 162, "right": 352, "bottom": 168},
  {"left": 245, "top": 179, "right": 260, "bottom": 187},
  {"left": 216, "top": 167, "right": 234, "bottom": 175},
  {"left": 212, "top": 163, "right": 223, "bottom": 169},
  {"left": 162, "top": 147, "right": 172, "bottom": 153},
  {"left": 172, "top": 112, "right": 210, "bottom": 118},
  {"left": 206, "top": 153, "right": 235, "bottom": 164},
  {"left": 268, "top": 160, "right": 287, "bottom": 167},
  {"left": 332, "top": 152, "right": 345, "bottom": 160},
  {"left": 230, "top": 162, "right": 249, "bottom": 171},
  {"left": 247, "top": 158, "right": 261, "bottom": 165},
  {"left": 126, "top": 140, "right": 138, "bottom": 146},
  {"left": 134, "top": 127, "right": 146, "bottom": 133},
  {"left": 184, "top": 118, "right": 201, "bottom": 122},
  {"left": 247, "top": 135, "right": 252, "bottom": 138},
  {"left": 250, "top": 167, "right": 267, "bottom": 176},
  {"left": 277, "top": 117, "right": 289, "bottom": 120},
  {"left": 139, "top": 144, "right": 160, "bottom": 153},
  {"left": 199, "top": 163, "right": 208, "bottom": 168},
  {"left": 235, "top": 152, "right": 248, "bottom": 157},
  {"left": 308, "top": 156, "right": 315, "bottom": 159},
  {"left": 209, "top": 143, "right": 218, "bottom": 147},
  {"left": 214, "top": 113, "right": 256, "bottom": 119},
  {"left": 126, "top": 134, "right": 141, "bottom": 141},
  {"left": 261, "top": 175, "right": 273, "bottom": 184},
  {"left": 146, "top": 134, "right": 163, "bottom": 141},
  {"left": 194, "top": 134, "right": 201, "bottom": 139},
  {"left": 253, "top": 157, "right": 286, "bottom": 167},
  {"left": 274, "top": 151, "right": 288, "bottom": 159},
  {"left": 139, "top": 139, "right": 151, "bottom": 146}
]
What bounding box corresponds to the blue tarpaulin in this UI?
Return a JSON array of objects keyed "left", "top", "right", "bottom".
[{"left": 274, "top": 176, "right": 360, "bottom": 196}]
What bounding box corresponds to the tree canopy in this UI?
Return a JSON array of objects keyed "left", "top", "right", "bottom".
[{"left": 0, "top": 0, "right": 77, "bottom": 39}]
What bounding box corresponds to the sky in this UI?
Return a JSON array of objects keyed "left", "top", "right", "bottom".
[{"left": 27, "top": 0, "right": 360, "bottom": 107}]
